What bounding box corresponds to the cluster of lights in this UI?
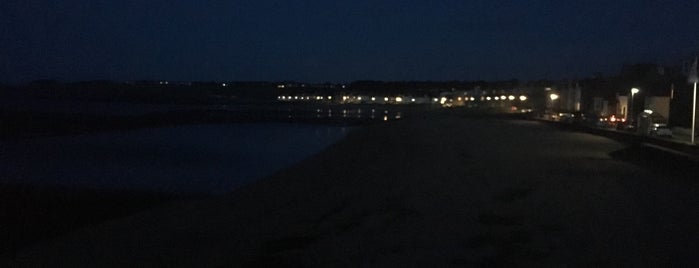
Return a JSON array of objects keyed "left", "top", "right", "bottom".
[
  {"left": 278, "top": 95, "right": 332, "bottom": 101},
  {"left": 479, "top": 95, "right": 528, "bottom": 101},
  {"left": 600, "top": 115, "right": 626, "bottom": 123},
  {"left": 278, "top": 93, "right": 528, "bottom": 105},
  {"left": 332, "top": 96, "right": 416, "bottom": 104}
]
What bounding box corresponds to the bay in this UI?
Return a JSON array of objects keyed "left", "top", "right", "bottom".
[{"left": 0, "top": 123, "right": 348, "bottom": 194}]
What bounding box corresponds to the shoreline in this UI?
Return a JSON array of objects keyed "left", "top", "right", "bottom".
[
  {"left": 0, "top": 103, "right": 431, "bottom": 141},
  {"left": 5, "top": 111, "right": 699, "bottom": 266}
]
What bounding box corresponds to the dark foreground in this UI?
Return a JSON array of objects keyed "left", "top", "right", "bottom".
[
  {"left": 4, "top": 114, "right": 699, "bottom": 267},
  {"left": 0, "top": 185, "right": 186, "bottom": 256}
]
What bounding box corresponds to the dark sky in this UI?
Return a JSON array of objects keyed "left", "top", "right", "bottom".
[{"left": 2, "top": 0, "right": 699, "bottom": 83}]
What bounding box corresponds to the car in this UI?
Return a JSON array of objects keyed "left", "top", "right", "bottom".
[
  {"left": 617, "top": 121, "right": 636, "bottom": 132},
  {"left": 650, "top": 125, "right": 672, "bottom": 137}
]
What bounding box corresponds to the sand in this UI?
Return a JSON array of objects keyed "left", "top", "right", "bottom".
[{"left": 5, "top": 112, "right": 699, "bottom": 267}]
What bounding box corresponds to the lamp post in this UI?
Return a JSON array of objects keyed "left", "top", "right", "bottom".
[
  {"left": 630, "top": 88, "right": 639, "bottom": 124},
  {"left": 692, "top": 82, "right": 697, "bottom": 144},
  {"left": 688, "top": 57, "right": 698, "bottom": 145}
]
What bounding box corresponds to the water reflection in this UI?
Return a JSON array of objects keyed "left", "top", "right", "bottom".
[{"left": 302, "top": 107, "right": 402, "bottom": 122}]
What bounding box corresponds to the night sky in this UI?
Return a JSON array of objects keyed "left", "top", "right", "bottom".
[{"left": 2, "top": 0, "right": 699, "bottom": 83}]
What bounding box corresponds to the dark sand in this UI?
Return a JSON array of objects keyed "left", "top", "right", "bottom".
[
  {"left": 0, "top": 185, "right": 184, "bottom": 256},
  {"left": 5, "top": 113, "right": 699, "bottom": 267}
]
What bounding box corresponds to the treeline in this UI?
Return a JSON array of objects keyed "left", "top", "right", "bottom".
[{"left": 1, "top": 80, "right": 280, "bottom": 104}]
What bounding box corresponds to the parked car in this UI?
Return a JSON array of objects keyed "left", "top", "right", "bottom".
[
  {"left": 650, "top": 124, "right": 672, "bottom": 138},
  {"left": 617, "top": 121, "right": 636, "bottom": 132}
]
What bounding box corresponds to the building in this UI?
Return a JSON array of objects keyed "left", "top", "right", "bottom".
[{"left": 644, "top": 96, "right": 670, "bottom": 120}]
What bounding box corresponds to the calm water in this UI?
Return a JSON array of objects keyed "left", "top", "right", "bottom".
[{"left": 0, "top": 123, "right": 348, "bottom": 194}]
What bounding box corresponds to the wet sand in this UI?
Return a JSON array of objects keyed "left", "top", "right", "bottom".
[{"left": 5, "top": 112, "right": 699, "bottom": 266}]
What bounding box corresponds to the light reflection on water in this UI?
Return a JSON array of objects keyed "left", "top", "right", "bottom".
[{"left": 289, "top": 107, "right": 403, "bottom": 122}]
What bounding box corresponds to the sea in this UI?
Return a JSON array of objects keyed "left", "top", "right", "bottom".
[{"left": 0, "top": 123, "right": 349, "bottom": 195}]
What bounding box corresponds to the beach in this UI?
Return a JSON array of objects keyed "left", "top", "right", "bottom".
[{"left": 5, "top": 112, "right": 699, "bottom": 266}]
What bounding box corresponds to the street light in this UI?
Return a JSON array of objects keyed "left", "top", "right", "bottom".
[
  {"left": 630, "top": 88, "right": 639, "bottom": 122},
  {"left": 689, "top": 57, "right": 698, "bottom": 145},
  {"left": 548, "top": 93, "right": 559, "bottom": 113}
]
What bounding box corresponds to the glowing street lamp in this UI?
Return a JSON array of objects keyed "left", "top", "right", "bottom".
[
  {"left": 630, "top": 88, "right": 639, "bottom": 122},
  {"left": 548, "top": 93, "right": 559, "bottom": 112}
]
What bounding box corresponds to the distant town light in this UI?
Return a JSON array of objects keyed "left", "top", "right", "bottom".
[
  {"left": 519, "top": 95, "right": 527, "bottom": 101},
  {"left": 500, "top": 95, "right": 506, "bottom": 100},
  {"left": 631, "top": 88, "right": 640, "bottom": 95},
  {"left": 486, "top": 96, "right": 492, "bottom": 101},
  {"left": 357, "top": 96, "right": 362, "bottom": 101},
  {"left": 277, "top": 84, "right": 285, "bottom": 89},
  {"left": 411, "top": 98, "right": 416, "bottom": 102},
  {"left": 457, "top": 97, "right": 462, "bottom": 101},
  {"left": 470, "top": 97, "right": 475, "bottom": 101},
  {"left": 494, "top": 97, "right": 500, "bottom": 100},
  {"left": 433, "top": 98, "right": 439, "bottom": 102},
  {"left": 327, "top": 96, "right": 332, "bottom": 100},
  {"left": 549, "top": 93, "right": 559, "bottom": 101},
  {"left": 395, "top": 97, "right": 403, "bottom": 102},
  {"left": 384, "top": 97, "right": 389, "bottom": 102},
  {"left": 222, "top": 83, "right": 227, "bottom": 87},
  {"left": 440, "top": 97, "right": 447, "bottom": 104},
  {"left": 644, "top": 109, "right": 653, "bottom": 114},
  {"left": 508, "top": 95, "right": 515, "bottom": 100}
]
